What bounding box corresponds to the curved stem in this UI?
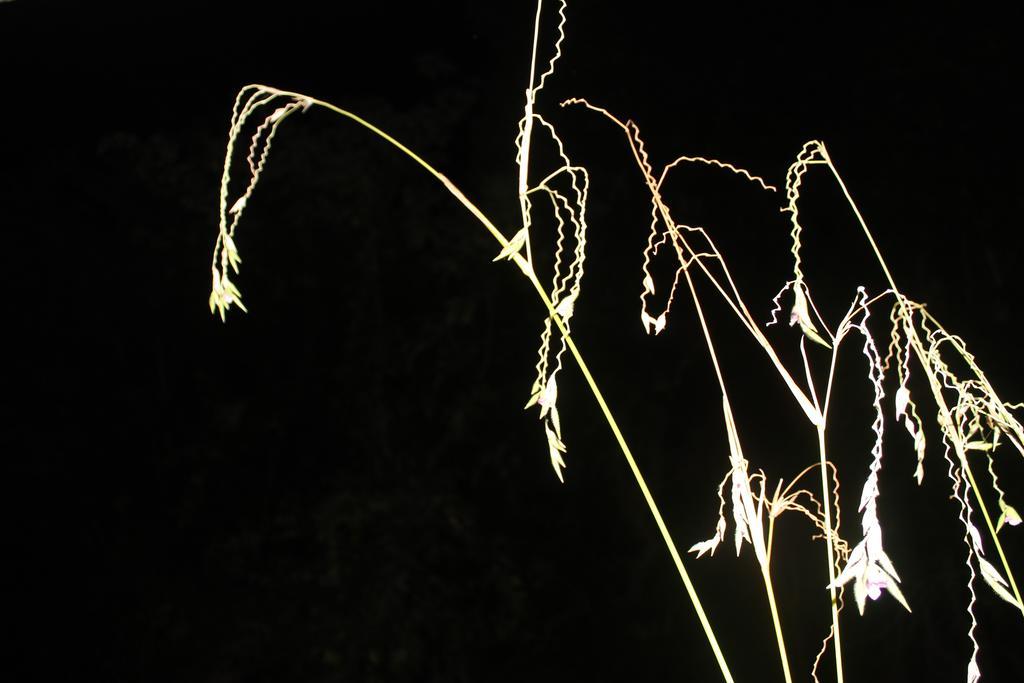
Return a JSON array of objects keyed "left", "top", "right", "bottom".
[
  {"left": 550, "top": 296, "right": 735, "bottom": 683},
  {"left": 254, "top": 86, "right": 737, "bottom": 682}
]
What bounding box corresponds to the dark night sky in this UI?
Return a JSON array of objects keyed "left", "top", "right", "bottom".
[{"left": 5, "top": 1, "right": 1024, "bottom": 682}]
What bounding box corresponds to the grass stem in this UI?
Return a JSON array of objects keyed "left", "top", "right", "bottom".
[
  {"left": 265, "top": 88, "right": 738, "bottom": 682},
  {"left": 761, "top": 562, "right": 794, "bottom": 683},
  {"left": 817, "top": 427, "right": 845, "bottom": 683}
]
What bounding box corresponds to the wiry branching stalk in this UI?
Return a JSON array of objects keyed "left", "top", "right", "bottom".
[
  {"left": 821, "top": 148, "right": 1024, "bottom": 683},
  {"left": 205, "top": 4, "right": 1024, "bottom": 683}
]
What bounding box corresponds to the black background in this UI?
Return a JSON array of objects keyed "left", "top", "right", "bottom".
[{"left": 4, "top": 1, "right": 1024, "bottom": 681}]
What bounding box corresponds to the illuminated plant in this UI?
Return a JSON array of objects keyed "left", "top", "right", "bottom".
[{"left": 206, "top": 2, "right": 1022, "bottom": 681}]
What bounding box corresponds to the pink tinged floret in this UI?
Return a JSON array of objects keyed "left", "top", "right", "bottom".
[{"left": 866, "top": 574, "right": 887, "bottom": 601}]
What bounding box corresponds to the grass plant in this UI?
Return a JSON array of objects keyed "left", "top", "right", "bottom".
[{"left": 206, "top": 2, "right": 1022, "bottom": 680}]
